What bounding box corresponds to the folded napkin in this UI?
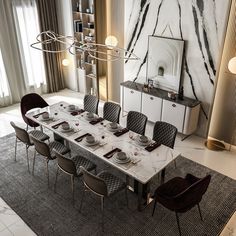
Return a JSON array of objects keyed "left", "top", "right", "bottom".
[
  {"left": 113, "top": 128, "right": 129, "bottom": 137},
  {"left": 33, "top": 111, "right": 47, "bottom": 118},
  {"left": 103, "top": 148, "right": 121, "bottom": 159},
  {"left": 74, "top": 133, "right": 90, "bottom": 142},
  {"left": 89, "top": 117, "right": 104, "bottom": 125},
  {"left": 52, "top": 121, "right": 67, "bottom": 129},
  {"left": 145, "top": 142, "right": 161, "bottom": 152},
  {"left": 70, "top": 109, "right": 85, "bottom": 116}
]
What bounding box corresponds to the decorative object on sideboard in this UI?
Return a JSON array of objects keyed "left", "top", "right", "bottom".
[
  {"left": 167, "top": 91, "right": 176, "bottom": 100},
  {"left": 30, "top": 31, "right": 139, "bottom": 62}
]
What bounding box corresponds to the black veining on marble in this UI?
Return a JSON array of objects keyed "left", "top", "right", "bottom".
[
  {"left": 125, "top": 0, "right": 147, "bottom": 61},
  {"left": 197, "top": 0, "right": 204, "bottom": 16},
  {"left": 192, "top": 5, "right": 214, "bottom": 85},
  {"left": 133, "top": 0, "right": 163, "bottom": 81},
  {"left": 177, "top": 0, "right": 208, "bottom": 119}
]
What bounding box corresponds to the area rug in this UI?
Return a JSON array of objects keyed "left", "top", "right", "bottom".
[{"left": 0, "top": 133, "right": 236, "bottom": 236}]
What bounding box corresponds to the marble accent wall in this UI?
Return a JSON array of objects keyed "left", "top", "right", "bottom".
[{"left": 124, "top": 0, "right": 231, "bottom": 136}]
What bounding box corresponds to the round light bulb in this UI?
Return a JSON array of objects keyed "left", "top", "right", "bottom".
[
  {"left": 62, "top": 59, "right": 70, "bottom": 67},
  {"left": 228, "top": 57, "right": 236, "bottom": 74},
  {"left": 105, "top": 35, "right": 118, "bottom": 48}
]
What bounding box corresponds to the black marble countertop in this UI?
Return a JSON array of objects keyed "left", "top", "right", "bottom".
[{"left": 120, "top": 81, "right": 201, "bottom": 108}]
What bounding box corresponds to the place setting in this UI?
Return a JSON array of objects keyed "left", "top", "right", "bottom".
[
  {"left": 75, "top": 133, "right": 107, "bottom": 151},
  {"left": 80, "top": 112, "right": 104, "bottom": 125},
  {"left": 38, "top": 111, "right": 56, "bottom": 123},
  {"left": 66, "top": 104, "right": 85, "bottom": 116},
  {"left": 106, "top": 122, "right": 121, "bottom": 132},
  {"left": 52, "top": 121, "right": 79, "bottom": 135}
]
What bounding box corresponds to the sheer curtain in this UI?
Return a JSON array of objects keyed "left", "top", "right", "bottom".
[
  {"left": 12, "top": 0, "right": 47, "bottom": 93},
  {"left": 0, "top": 0, "right": 47, "bottom": 107}
]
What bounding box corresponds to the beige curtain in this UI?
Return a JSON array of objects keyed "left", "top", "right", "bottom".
[{"left": 36, "top": 0, "right": 65, "bottom": 93}]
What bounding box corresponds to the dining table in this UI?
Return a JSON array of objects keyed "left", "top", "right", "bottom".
[{"left": 26, "top": 101, "right": 181, "bottom": 211}]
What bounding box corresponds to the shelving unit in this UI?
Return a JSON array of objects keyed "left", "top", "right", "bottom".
[{"left": 71, "top": 0, "right": 97, "bottom": 95}]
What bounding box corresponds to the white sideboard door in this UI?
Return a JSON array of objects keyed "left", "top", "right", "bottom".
[
  {"left": 123, "top": 87, "right": 142, "bottom": 112},
  {"left": 142, "top": 93, "right": 162, "bottom": 122},
  {"left": 161, "top": 100, "right": 186, "bottom": 133}
]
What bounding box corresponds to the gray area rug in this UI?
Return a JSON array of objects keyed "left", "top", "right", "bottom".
[{"left": 0, "top": 132, "right": 236, "bottom": 236}]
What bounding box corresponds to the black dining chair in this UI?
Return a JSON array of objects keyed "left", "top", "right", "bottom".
[
  {"left": 80, "top": 167, "right": 128, "bottom": 231},
  {"left": 30, "top": 136, "right": 70, "bottom": 187},
  {"left": 84, "top": 94, "right": 99, "bottom": 114},
  {"left": 54, "top": 151, "right": 96, "bottom": 203},
  {"left": 126, "top": 111, "right": 147, "bottom": 135},
  {"left": 103, "top": 102, "right": 121, "bottom": 123},
  {"left": 153, "top": 121, "right": 178, "bottom": 171},
  {"left": 10, "top": 121, "right": 50, "bottom": 172},
  {"left": 20, "top": 93, "right": 49, "bottom": 130},
  {"left": 152, "top": 173, "right": 211, "bottom": 236}
]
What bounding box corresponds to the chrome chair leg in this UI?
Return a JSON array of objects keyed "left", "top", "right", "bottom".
[
  {"left": 32, "top": 150, "right": 36, "bottom": 175},
  {"left": 71, "top": 175, "right": 74, "bottom": 204},
  {"left": 54, "top": 167, "right": 59, "bottom": 192},
  {"left": 101, "top": 196, "right": 104, "bottom": 232},
  {"left": 175, "top": 212, "right": 182, "bottom": 236},
  {"left": 152, "top": 196, "right": 158, "bottom": 216},
  {"left": 26, "top": 146, "right": 30, "bottom": 172},
  {"left": 197, "top": 203, "right": 203, "bottom": 221},
  {"left": 45, "top": 159, "right": 49, "bottom": 187},
  {"left": 14, "top": 137, "right": 17, "bottom": 162}
]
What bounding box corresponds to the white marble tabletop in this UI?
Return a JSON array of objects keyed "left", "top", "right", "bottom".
[{"left": 26, "top": 101, "right": 181, "bottom": 184}]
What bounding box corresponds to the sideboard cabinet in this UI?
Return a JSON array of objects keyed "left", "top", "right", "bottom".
[{"left": 120, "top": 81, "right": 201, "bottom": 136}]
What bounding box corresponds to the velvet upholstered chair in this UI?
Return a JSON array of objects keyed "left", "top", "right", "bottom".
[
  {"left": 54, "top": 151, "right": 96, "bottom": 203},
  {"left": 20, "top": 93, "right": 49, "bottom": 130},
  {"left": 83, "top": 94, "right": 99, "bottom": 114},
  {"left": 103, "top": 102, "right": 121, "bottom": 123},
  {"left": 152, "top": 174, "right": 211, "bottom": 236},
  {"left": 80, "top": 167, "right": 127, "bottom": 231},
  {"left": 10, "top": 121, "right": 50, "bottom": 172},
  {"left": 126, "top": 111, "right": 147, "bottom": 135}
]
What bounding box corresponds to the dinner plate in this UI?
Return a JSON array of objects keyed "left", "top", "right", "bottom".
[
  {"left": 112, "top": 152, "right": 131, "bottom": 164},
  {"left": 58, "top": 127, "right": 74, "bottom": 133},
  {"left": 135, "top": 136, "right": 151, "bottom": 146},
  {"left": 84, "top": 113, "right": 98, "bottom": 121},
  {"left": 107, "top": 123, "right": 120, "bottom": 132},
  {"left": 82, "top": 139, "right": 99, "bottom": 146},
  {"left": 40, "top": 117, "right": 53, "bottom": 121}
]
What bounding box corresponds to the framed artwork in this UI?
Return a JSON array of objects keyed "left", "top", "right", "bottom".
[{"left": 146, "top": 36, "right": 184, "bottom": 92}]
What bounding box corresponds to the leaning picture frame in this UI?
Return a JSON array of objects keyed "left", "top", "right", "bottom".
[
  {"left": 148, "top": 79, "right": 154, "bottom": 88},
  {"left": 146, "top": 36, "right": 184, "bottom": 93}
]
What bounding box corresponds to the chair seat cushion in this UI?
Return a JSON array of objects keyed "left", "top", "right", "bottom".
[
  {"left": 155, "top": 177, "right": 190, "bottom": 198},
  {"left": 72, "top": 155, "right": 96, "bottom": 176},
  {"left": 49, "top": 141, "right": 70, "bottom": 157},
  {"left": 29, "top": 130, "right": 49, "bottom": 142},
  {"left": 97, "top": 171, "right": 125, "bottom": 196}
]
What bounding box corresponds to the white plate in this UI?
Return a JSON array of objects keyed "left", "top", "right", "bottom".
[
  {"left": 113, "top": 156, "right": 131, "bottom": 164},
  {"left": 58, "top": 127, "right": 74, "bottom": 133},
  {"left": 135, "top": 136, "right": 151, "bottom": 146},
  {"left": 84, "top": 113, "right": 98, "bottom": 121},
  {"left": 82, "top": 139, "right": 99, "bottom": 146},
  {"left": 40, "top": 117, "right": 53, "bottom": 121},
  {"left": 107, "top": 124, "right": 120, "bottom": 132},
  {"left": 112, "top": 152, "right": 130, "bottom": 164}
]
